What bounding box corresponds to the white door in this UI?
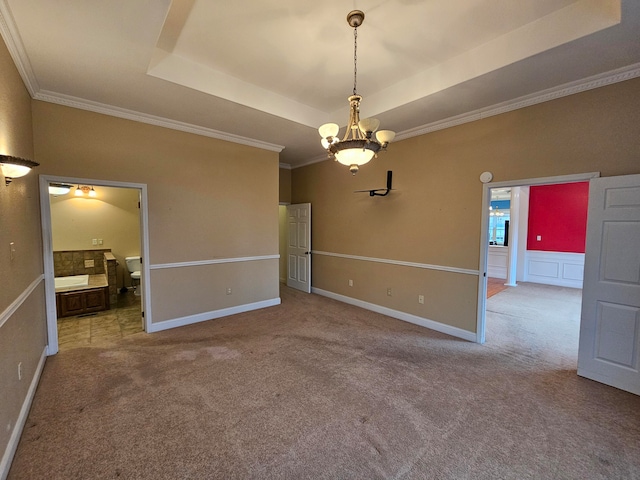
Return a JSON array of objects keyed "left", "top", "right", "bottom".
[
  {"left": 578, "top": 174, "right": 640, "bottom": 395},
  {"left": 286, "top": 203, "right": 311, "bottom": 293}
]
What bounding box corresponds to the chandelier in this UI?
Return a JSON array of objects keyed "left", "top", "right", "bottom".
[{"left": 318, "top": 10, "right": 395, "bottom": 175}]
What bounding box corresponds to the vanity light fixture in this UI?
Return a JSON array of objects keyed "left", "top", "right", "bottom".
[
  {"left": 318, "top": 11, "right": 395, "bottom": 175},
  {"left": 0, "top": 154, "right": 39, "bottom": 186},
  {"left": 75, "top": 185, "right": 97, "bottom": 197}
]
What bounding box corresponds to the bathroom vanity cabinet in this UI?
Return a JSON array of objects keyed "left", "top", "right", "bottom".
[{"left": 56, "top": 286, "right": 110, "bottom": 318}]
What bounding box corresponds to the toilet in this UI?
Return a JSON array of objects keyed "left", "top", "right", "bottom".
[{"left": 125, "top": 256, "right": 141, "bottom": 295}]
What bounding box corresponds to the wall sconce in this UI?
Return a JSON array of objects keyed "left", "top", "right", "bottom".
[
  {"left": 48, "top": 182, "right": 75, "bottom": 195},
  {"left": 74, "top": 185, "right": 97, "bottom": 197},
  {"left": 0, "top": 155, "right": 39, "bottom": 186}
]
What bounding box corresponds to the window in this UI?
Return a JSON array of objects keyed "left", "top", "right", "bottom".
[{"left": 489, "top": 189, "right": 511, "bottom": 246}]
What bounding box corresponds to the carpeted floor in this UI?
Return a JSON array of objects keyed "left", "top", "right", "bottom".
[{"left": 8, "top": 283, "right": 640, "bottom": 479}]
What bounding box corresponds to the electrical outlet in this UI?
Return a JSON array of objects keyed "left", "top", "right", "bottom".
[
  {"left": 348, "top": 279, "right": 353, "bottom": 287},
  {"left": 226, "top": 287, "right": 232, "bottom": 295},
  {"left": 387, "top": 288, "right": 392, "bottom": 296},
  {"left": 418, "top": 295, "right": 424, "bottom": 304},
  {"left": 18, "top": 362, "right": 22, "bottom": 380},
  {"left": 92, "top": 238, "right": 98, "bottom": 245},
  {"left": 98, "top": 239, "right": 103, "bottom": 245}
]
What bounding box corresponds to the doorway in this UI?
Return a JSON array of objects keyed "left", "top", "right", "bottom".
[
  {"left": 477, "top": 172, "right": 599, "bottom": 344},
  {"left": 40, "top": 176, "right": 151, "bottom": 355}
]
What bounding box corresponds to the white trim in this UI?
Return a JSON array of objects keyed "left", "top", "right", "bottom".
[
  {"left": 524, "top": 250, "right": 585, "bottom": 289},
  {"left": 40, "top": 175, "right": 153, "bottom": 354},
  {"left": 395, "top": 63, "right": 640, "bottom": 143},
  {"left": 2, "top": 0, "right": 636, "bottom": 167},
  {"left": 0, "top": 0, "right": 39, "bottom": 96},
  {"left": 312, "top": 288, "right": 476, "bottom": 342},
  {"left": 279, "top": 163, "right": 292, "bottom": 170},
  {"left": 477, "top": 171, "right": 600, "bottom": 345},
  {"left": 487, "top": 246, "right": 508, "bottom": 280},
  {"left": 312, "top": 250, "right": 480, "bottom": 276},
  {"left": 292, "top": 154, "right": 331, "bottom": 170},
  {"left": 147, "top": 297, "right": 281, "bottom": 333},
  {"left": 482, "top": 172, "right": 600, "bottom": 190},
  {"left": 149, "top": 255, "right": 279, "bottom": 270},
  {"left": 34, "top": 90, "right": 284, "bottom": 153},
  {"left": 0, "top": 346, "right": 47, "bottom": 480},
  {"left": 294, "top": 64, "right": 640, "bottom": 169},
  {"left": 0, "top": 275, "right": 43, "bottom": 329}
]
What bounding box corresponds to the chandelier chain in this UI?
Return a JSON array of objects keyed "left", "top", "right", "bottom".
[{"left": 353, "top": 26, "right": 358, "bottom": 95}]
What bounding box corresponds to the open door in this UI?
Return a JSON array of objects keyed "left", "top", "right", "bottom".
[
  {"left": 286, "top": 203, "right": 311, "bottom": 293},
  {"left": 578, "top": 174, "right": 640, "bottom": 395}
]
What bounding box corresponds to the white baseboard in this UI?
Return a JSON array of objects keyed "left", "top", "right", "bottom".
[
  {"left": 147, "top": 297, "right": 281, "bottom": 333},
  {"left": 1, "top": 346, "right": 47, "bottom": 480},
  {"left": 312, "top": 288, "right": 476, "bottom": 342}
]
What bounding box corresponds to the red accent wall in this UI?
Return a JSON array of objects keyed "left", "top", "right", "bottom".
[{"left": 527, "top": 182, "right": 589, "bottom": 253}]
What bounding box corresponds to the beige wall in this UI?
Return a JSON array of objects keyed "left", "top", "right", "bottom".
[
  {"left": 50, "top": 186, "right": 141, "bottom": 288},
  {"left": 279, "top": 167, "right": 291, "bottom": 204},
  {"left": 292, "top": 78, "right": 640, "bottom": 333},
  {"left": 32, "top": 101, "right": 280, "bottom": 324},
  {"left": 278, "top": 205, "right": 287, "bottom": 283},
  {"left": 0, "top": 38, "right": 47, "bottom": 469}
]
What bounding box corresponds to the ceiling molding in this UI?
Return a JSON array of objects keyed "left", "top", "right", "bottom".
[
  {"left": 293, "top": 62, "right": 640, "bottom": 169},
  {"left": 0, "top": 0, "right": 39, "bottom": 96},
  {"left": 279, "top": 163, "right": 292, "bottom": 170},
  {"left": 0, "top": 5, "right": 283, "bottom": 154},
  {"left": 395, "top": 62, "right": 640, "bottom": 142},
  {"left": 33, "top": 90, "right": 284, "bottom": 153}
]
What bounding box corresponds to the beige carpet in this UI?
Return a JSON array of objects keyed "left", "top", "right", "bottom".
[{"left": 8, "top": 284, "right": 640, "bottom": 479}]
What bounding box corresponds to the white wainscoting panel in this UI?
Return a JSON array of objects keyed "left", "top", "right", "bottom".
[
  {"left": 524, "top": 251, "right": 584, "bottom": 288},
  {"left": 487, "top": 246, "right": 508, "bottom": 279}
]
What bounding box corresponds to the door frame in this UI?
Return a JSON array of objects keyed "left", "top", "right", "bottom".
[
  {"left": 476, "top": 171, "right": 600, "bottom": 344},
  {"left": 39, "top": 175, "right": 152, "bottom": 355}
]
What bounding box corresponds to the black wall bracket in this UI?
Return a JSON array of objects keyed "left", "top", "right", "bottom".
[{"left": 354, "top": 170, "right": 393, "bottom": 196}]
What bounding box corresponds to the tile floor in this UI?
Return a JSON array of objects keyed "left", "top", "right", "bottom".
[{"left": 57, "top": 291, "right": 143, "bottom": 350}]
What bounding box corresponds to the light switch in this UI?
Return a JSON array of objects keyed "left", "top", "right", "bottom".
[
  {"left": 98, "top": 239, "right": 103, "bottom": 245},
  {"left": 92, "top": 238, "right": 98, "bottom": 245}
]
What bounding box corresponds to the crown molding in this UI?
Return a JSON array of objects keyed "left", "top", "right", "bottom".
[
  {"left": 2, "top": 1, "right": 639, "bottom": 163},
  {"left": 0, "top": 0, "right": 39, "bottom": 95},
  {"left": 395, "top": 62, "right": 640, "bottom": 142},
  {"left": 279, "top": 163, "right": 292, "bottom": 170},
  {"left": 291, "top": 154, "right": 330, "bottom": 169},
  {"left": 34, "top": 90, "right": 284, "bottom": 153},
  {"left": 0, "top": 4, "right": 282, "bottom": 153},
  {"left": 293, "top": 62, "right": 640, "bottom": 168}
]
